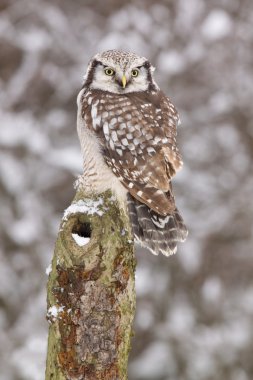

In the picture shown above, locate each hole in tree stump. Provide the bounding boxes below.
[72,220,92,238]
[72,220,92,246]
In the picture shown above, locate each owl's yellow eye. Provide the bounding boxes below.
[104,68,115,76]
[131,69,139,77]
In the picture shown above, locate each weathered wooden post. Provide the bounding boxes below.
[45,189,136,380]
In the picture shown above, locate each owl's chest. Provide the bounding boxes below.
[77,110,109,177]
[77,91,127,198]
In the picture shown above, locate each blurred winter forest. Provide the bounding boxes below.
[0,0,253,379]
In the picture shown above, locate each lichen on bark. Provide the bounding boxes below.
[45,190,136,380]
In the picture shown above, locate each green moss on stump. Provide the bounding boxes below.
[45,190,136,380]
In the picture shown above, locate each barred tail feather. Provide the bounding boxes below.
[127,194,188,256]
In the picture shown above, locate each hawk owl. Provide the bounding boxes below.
[76,50,188,256]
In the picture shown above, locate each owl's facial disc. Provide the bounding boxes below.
[90,63,151,94]
[83,50,159,93]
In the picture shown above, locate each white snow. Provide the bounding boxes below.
[201,277,223,303]
[11,336,47,380]
[45,147,82,172]
[157,50,186,75]
[178,239,202,274]
[0,111,49,152]
[0,153,27,194]
[47,305,64,320]
[201,9,233,40]
[167,301,195,336]
[18,27,51,51]
[130,342,175,379]
[45,263,52,276]
[10,216,40,245]
[63,198,105,220]
[72,233,90,246]
[135,307,154,330]
[45,108,69,130]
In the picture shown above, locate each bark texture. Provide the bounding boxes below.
[45,190,136,380]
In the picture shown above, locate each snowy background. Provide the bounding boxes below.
[1,0,253,379]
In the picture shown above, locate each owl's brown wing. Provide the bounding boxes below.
[83,89,183,216]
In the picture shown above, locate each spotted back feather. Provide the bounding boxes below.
[81,88,182,216]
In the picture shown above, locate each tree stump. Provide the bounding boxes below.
[45,190,136,380]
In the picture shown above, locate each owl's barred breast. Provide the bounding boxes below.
[76,88,127,202]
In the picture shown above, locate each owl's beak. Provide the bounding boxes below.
[121,74,127,88]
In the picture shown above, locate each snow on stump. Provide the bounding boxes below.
[45,190,136,380]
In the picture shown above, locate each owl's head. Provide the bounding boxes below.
[83,50,159,94]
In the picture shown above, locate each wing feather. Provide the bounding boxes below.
[82,88,183,215]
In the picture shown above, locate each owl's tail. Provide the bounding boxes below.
[127,193,188,256]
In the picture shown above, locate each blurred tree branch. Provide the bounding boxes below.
[45,190,136,380]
